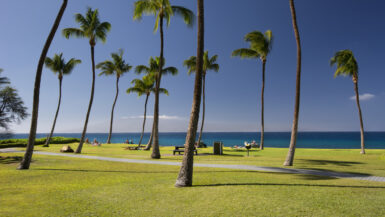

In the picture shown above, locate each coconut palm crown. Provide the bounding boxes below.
[330,49,358,81]
[184,51,219,75]
[45,53,81,79]
[232,30,273,61]
[62,8,111,46]
[97,49,132,78]
[133,0,195,32]
[135,56,178,77]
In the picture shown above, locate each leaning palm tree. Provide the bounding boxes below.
[134,0,194,159]
[18,0,68,170]
[127,75,169,148]
[175,0,204,187]
[283,0,302,166]
[184,51,219,147]
[134,55,178,156]
[62,8,111,153]
[97,49,132,144]
[232,30,272,150]
[330,50,366,154]
[43,53,81,147]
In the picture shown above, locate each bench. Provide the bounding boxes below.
[173,146,198,155]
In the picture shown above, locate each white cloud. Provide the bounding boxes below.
[122,115,184,120]
[349,93,375,101]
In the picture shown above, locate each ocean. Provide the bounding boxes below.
[6,132,385,149]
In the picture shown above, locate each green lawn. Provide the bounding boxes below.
[1,144,384,216]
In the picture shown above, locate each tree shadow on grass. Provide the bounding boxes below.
[0,156,22,164]
[300,159,363,166]
[193,182,385,189]
[297,167,372,177]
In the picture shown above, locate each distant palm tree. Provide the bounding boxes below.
[175,0,204,187]
[62,8,111,153]
[43,53,81,147]
[97,49,132,144]
[232,30,273,150]
[136,57,177,150]
[127,75,168,148]
[184,51,219,147]
[283,0,302,166]
[330,50,366,154]
[134,0,194,159]
[18,0,68,170]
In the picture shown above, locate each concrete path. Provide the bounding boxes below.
[2,148,385,183]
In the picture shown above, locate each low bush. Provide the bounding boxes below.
[0,137,80,148]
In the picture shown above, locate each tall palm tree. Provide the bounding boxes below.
[62,8,111,153]
[175,0,204,187]
[18,0,68,170]
[232,30,273,150]
[127,75,169,148]
[330,50,366,154]
[134,0,194,159]
[134,55,178,156]
[97,49,132,144]
[43,53,81,147]
[184,51,219,147]
[283,0,302,166]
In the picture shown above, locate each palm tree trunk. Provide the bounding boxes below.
[175,0,204,187]
[18,0,67,170]
[284,0,302,166]
[138,93,150,147]
[144,123,154,150]
[260,60,266,150]
[44,76,63,147]
[76,44,96,154]
[197,73,206,146]
[353,81,365,154]
[107,76,120,144]
[151,14,164,159]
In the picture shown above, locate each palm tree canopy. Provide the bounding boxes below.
[184,51,219,75]
[44,53,81,77]
[97,49,132,78]
[127,75,169,97]
[133,0,194,32]
[330,49,358,79]
[135,56,178,76]
[232,30,273,61]
[62,7,111,44]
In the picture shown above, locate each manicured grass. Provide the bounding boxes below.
[0,137,80,148]
[33,143,385,176]
[1,145,384,216]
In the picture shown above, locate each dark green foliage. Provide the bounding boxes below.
[0,137,80,148]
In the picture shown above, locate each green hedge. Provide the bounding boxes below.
[0,137,80,148]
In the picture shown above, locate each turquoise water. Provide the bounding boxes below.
[8,132,385,149]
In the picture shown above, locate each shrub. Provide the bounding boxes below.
[0,137,80,148]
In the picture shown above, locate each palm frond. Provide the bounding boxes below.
[62,28,85,39]
[158,88,169,96]
[63,58,81,75]
[330,49,358,78]
[133,0,158,20]
[171,6,195,27]
[135,65,151,74]
[232,48,259,59]
[162,66,178,75]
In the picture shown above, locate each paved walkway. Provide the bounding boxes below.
[2,148,385,183]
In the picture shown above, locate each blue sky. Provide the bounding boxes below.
[1,0,384,133]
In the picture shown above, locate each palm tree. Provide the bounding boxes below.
[184,51,219,147]
[134,55,178,156]
[330,50,366,154]
[283,0,302,166]
[18,0,68,170]
[134,0,194,159]
[43,53,81,147]
[175,0,204,187]
[127,75,169,148]
[97,49,132,144]
[232,30,273,150]
[62,8,111,153]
